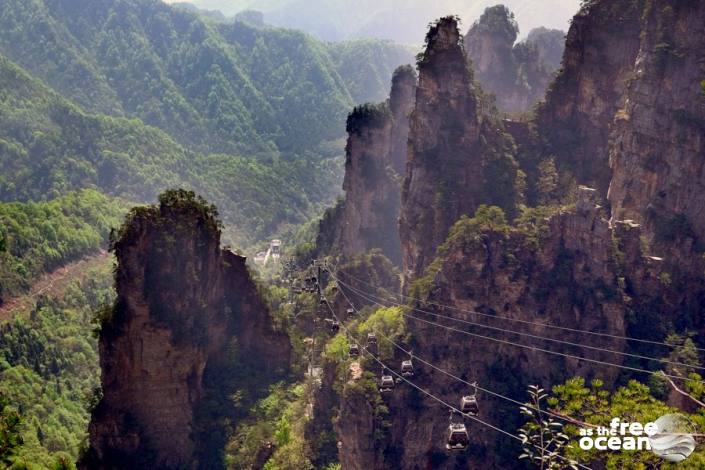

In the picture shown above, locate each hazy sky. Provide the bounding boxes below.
[166,0,582,44]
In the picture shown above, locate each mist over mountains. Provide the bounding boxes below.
[167,0,581,43]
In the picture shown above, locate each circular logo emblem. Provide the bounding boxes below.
[648,414,696,462]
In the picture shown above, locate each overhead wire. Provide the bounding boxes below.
[330,271,705,385]
[333,267,705,353]
[332,273,598,429]
[330,273,705,371]
[317,285,592,470]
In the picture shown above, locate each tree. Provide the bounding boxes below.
[537,158,559,205]
[518,385,577,469]
[0,394,22,466]
[547,377,705,469]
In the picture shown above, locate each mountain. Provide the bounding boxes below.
[0,51,339,246]
[0,0,412,158]
[0,189,123,307]
[315,65,415,265]
[305,1,705,468]
[80,190,290,468]
[399,17,522,278]
[464,5,564,112]
[173,0,582,44]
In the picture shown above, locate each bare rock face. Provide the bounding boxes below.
[399,16,522,281]
[337,104,400,263]
[608,0,705,245]
[324,65,416,265]
[80,190,290,469]
[465,5,558,113]
[388,65,417,175]
[536,0,645,194]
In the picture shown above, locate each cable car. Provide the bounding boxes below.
[379,374,395,393]
[349,344,360,358]
[320,296,327,306]
[401,359,414,377]
[330,319,340,333]
[460,395,479,416]
[446,422,469,450]
[367,332,377,346]
[346,308,355,316]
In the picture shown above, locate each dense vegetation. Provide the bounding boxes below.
[531,335,705,468]
[0,261,114,468]
[0,50,343,247]
[0,190,124,305]
[0,0,415,247]
[326,40,415,104]
[0,0,412,157]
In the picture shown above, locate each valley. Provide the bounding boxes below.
[1,0,705,469]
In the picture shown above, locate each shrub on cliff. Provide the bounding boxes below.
[345,103,391,135]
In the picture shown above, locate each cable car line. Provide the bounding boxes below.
[332,277,596,428]
[330,274,705,372]
[333,267,705,353]
[406,311,704,384]
[317,289,591,470]
[333,276,704,385]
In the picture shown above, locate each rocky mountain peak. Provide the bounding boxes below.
[80,190,290,469]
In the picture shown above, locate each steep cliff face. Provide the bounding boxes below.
[465,5,559,113]
[608,0,705,246]
[337,104,400,263]
[80,190,290,469]
[321,65,416,265]
[333,2,705,468]
[388,65,417,175]
[339,189,653,469]
[526,27,565,71]
[400,16,522,280]
[536,0,646,195]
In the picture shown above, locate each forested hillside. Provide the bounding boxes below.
[0,260,114,468]
[0,190,124,306]
[0,0,413,248]
[0,50,340,247]
[0,0,412,156]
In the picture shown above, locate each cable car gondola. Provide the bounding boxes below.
[460,396,479,416]
[401,359,414,377]
[379,373,395,393]
[367,332,377,346]
[460,382,479,416]
[446,422,469,450]
[349,343,360,358]
[330,319,340,334]
[346,308,355,316]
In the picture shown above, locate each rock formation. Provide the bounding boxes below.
[80,190,290,469]
[337,103,399,263]
[320,2,705,468]
[526,27,565,71]
[464,5,562,113]
[337,187,650,468]
[399,16,522,281]
[608,0,705,245]
[388,65,416,175]
[536,0,645,194]
[319,65,416,265]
